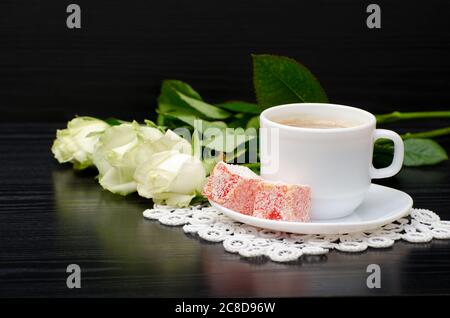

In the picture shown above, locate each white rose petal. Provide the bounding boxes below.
[92,122,164,195]
[51,117,109,170]
[134,129,192,166]
[134,150,206,207]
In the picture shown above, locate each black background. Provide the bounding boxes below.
[1,0,449,122]
[1,0,450,298]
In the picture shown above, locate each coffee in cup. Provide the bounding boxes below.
[259,103,404,220]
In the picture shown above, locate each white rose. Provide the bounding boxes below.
[93,122,192,196]
[135,129,192,165]
[134,150,206,207]
[51,117,109,170]
[92,121,163,195]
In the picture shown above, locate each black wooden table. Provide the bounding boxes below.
[1,122,450,297]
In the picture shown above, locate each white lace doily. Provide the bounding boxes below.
[143,205,450,263]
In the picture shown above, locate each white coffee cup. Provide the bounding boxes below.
[259,103,404,220]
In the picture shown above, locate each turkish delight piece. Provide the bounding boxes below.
[253,182,311,222]
[202,161,261,215]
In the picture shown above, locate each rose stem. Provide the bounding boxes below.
[376,111,450,124]
[401,126,450,140]
[376,126,450,145]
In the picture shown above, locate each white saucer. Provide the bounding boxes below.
[209,184,413,235]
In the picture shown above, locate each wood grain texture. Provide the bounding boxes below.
[0,123,450,297]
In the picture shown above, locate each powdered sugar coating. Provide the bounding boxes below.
[202,161,261,215]
[253,182,311,222]
[203,162,311,222]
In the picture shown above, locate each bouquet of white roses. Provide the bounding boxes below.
[52,117,214,207]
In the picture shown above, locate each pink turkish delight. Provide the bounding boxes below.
[202,161,261,215]
[253,182,311,222]
[203,162,311,222]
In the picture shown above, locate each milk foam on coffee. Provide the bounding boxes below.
[275,117,353,129]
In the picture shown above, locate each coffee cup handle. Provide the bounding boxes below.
[370,129,404,179]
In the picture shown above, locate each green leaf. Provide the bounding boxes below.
[190,193,209,205]
[225,146,248,163]
[159,79,203,101]
[373,138,448,167]
[104,118,124,126]
[252,54,328,109]
[144,119,165,132]
[144,119,158,128]
[227,114,251,128]
[202,154,223,176]
[203,128,257,153]
[372,143,395,168]
[156,114,166,126]
[216,101,261,114]
[242,162,260,174]
[176,91,231,119]
[157,80,205,118]
[161,111,227,133]
[403,138,448,166]
[246,116,260,130]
